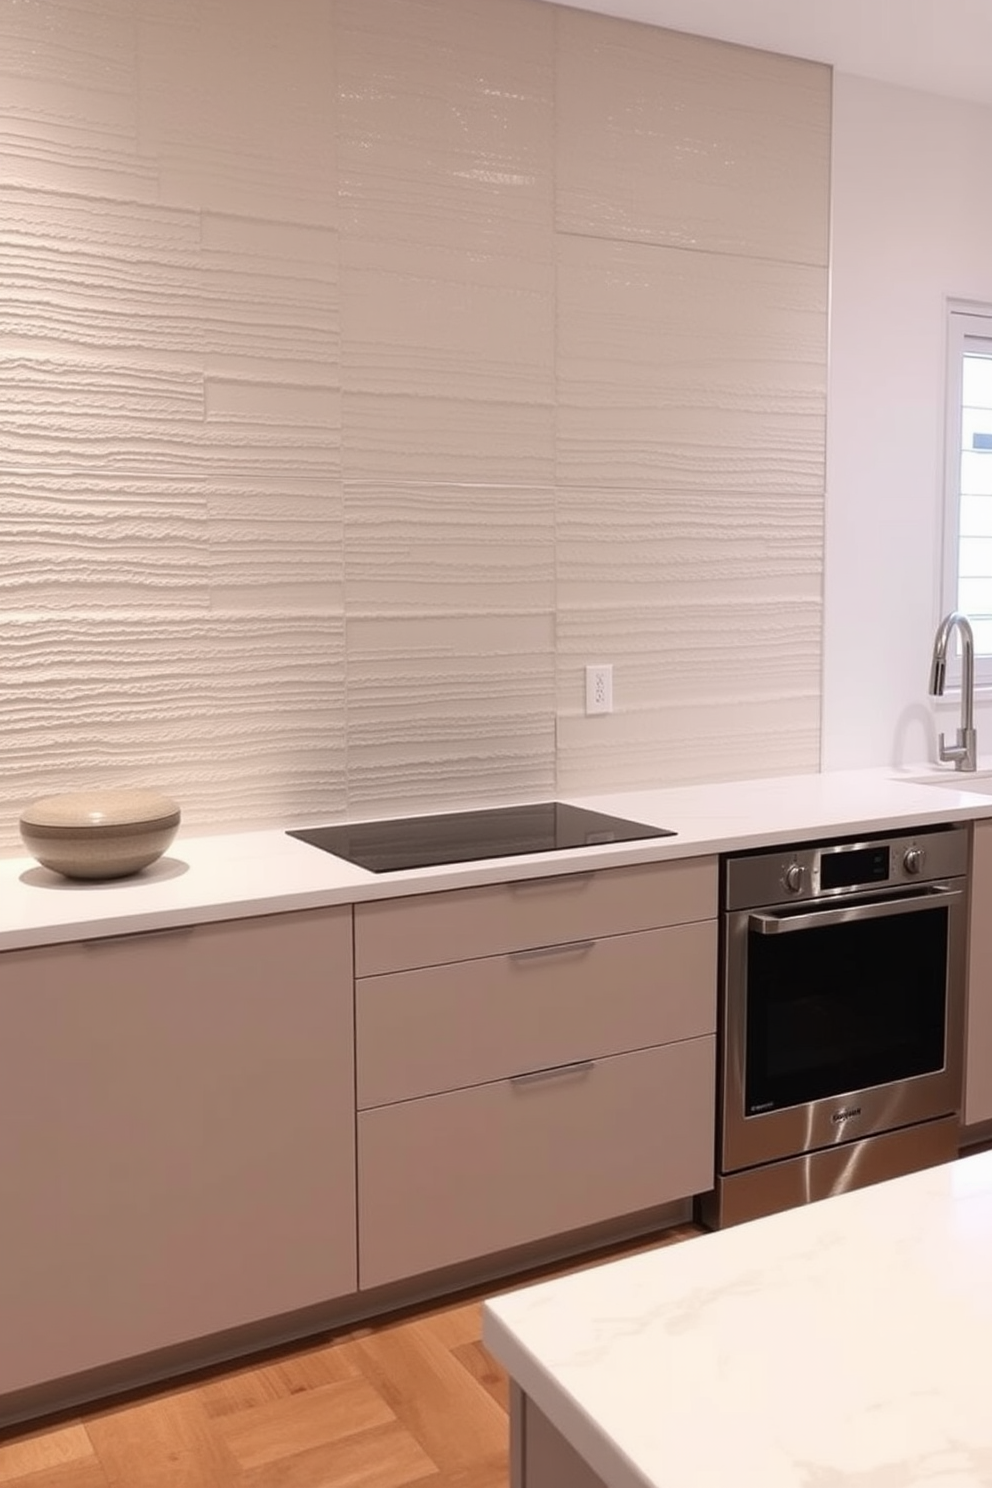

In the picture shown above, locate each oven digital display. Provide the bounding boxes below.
[820,845,890,891]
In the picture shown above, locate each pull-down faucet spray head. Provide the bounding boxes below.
[929,611,976,771]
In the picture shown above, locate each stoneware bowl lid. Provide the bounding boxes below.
[20,788,181,831]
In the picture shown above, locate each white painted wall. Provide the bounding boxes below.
[823,72,992,769]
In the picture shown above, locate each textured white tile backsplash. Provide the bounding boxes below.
[0,0,828,852]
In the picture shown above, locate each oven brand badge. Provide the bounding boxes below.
[832,1106,862,1124]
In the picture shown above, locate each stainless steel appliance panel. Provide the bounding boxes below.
[706,824,969,1229]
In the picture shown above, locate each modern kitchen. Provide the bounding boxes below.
[3,1,992,1485]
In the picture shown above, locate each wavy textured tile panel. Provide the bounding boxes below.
[0,356,204,473]
[337,0,553,255]
[557,486,822,604]
[555,595,821,791]
[556,8,831,265]
[341,236,553,405]
[0,186,201,354]
[208,478,343,610]
[0,0,155,200]
[345,484,553,613]
[201,214,338,382]
[204,378,340,481]
[556,696,821,796]
[345,613,555,813]
[343,394,553,485]
[138,0,335,222]
[556,236,827,492]
[0,472,208,608]
[1,611,347,853]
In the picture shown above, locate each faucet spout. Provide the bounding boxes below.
[929,611,977,771]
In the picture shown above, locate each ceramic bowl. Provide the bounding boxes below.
[19,789,181,880]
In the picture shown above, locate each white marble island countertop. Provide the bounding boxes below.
[483,1151,992,1488]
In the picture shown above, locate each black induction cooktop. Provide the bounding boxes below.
[288,802,675,874]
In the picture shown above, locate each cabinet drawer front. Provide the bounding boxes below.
[358,1035,715,1290]
[354,857,717,975]
[357,920,717,1108]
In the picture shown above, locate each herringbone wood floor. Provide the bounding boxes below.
[0,1224,700,1488]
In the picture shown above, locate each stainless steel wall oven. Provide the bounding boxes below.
[701,823,969,1228]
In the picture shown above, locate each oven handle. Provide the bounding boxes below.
[748,884,963,935]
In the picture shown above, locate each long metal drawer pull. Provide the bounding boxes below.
[509,939,595,963]
[81,925,197,948]
[749,885,963,936]
[508,874,594,892]
[510,1059,596,1087]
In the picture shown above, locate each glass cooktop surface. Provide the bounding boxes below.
[287,802,675,874]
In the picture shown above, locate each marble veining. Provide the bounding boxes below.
[484,1153,992,1488]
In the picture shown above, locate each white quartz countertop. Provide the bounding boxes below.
[2,763,992,951]
[483,1151,992,1488]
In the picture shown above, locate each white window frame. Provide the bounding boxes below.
[942,301,992,689]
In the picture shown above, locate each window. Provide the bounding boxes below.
[944,305,992,685]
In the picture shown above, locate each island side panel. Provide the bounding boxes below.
[512,1386,609,1488]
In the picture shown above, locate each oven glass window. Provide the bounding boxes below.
[744,904,948,1114]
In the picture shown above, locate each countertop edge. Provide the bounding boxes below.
[2,765,992,952]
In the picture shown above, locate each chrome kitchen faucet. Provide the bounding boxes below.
[929,610,977,771]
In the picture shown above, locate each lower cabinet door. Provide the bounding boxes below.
[357,1036,715,1290]
[0,910,356,1399]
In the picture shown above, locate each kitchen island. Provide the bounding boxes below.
[483,1151,992,1488]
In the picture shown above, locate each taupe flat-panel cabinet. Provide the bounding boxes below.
[355,860,719,1289]
[0,909,355,1397]
[966,821,992,1126]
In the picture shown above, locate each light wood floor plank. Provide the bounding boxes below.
[0,1463,109,1488]
[339,1316,507,1475]
[450,1340,509,1414]
[232,1420,438,1488]
[85,1396,230,1488]
[213,1378,395,1471]
[198,1339,361,1420]
[0,1424,98,1484]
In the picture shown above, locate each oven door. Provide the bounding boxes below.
[721,879,967,1173]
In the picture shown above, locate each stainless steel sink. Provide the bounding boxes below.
[910,770,992,795]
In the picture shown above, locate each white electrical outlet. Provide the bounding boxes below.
[585,664,613,715]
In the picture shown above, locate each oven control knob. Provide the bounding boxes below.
[783,862,805,894]
[903,847,925,876]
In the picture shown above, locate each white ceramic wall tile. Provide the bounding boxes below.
[203,378,340,480]
[0,357,204,474]
[555,595,821,792]
[555,7,831,265]
[0,0,155,201]
[340,232,553,482]
[341,236,553,405]
[1,611,347,854]
[556,695,821,796]
[557,486,822,606]
[0,0,833,849]
[0,472,209,609]
[556,235,827,493]
[0,185,201,358]
[345,484,554,613]
[200,213,340,478]
[201,214,338,384]
[207,478,343,611]
[345,613,556,814]
[342,393,554,485]
[337,0,554,256]
[137,0,336,223]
